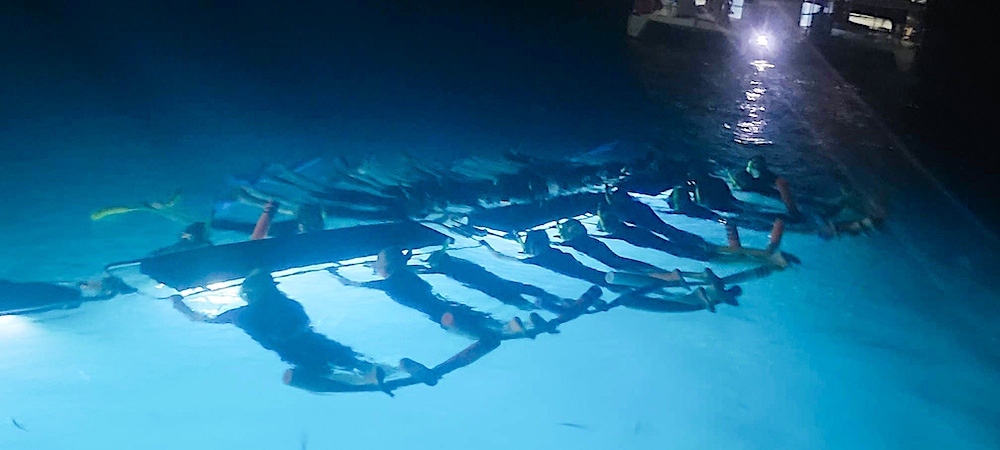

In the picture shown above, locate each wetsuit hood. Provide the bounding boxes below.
[557,219,587,242]
[523,230,551,256]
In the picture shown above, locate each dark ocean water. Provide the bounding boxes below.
[2,1,643,164]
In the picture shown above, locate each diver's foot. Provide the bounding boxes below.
[767,251,789,269]
[399,358,439,386]
[503,317,526,336]
[673,269,691,289]
[365,365,394,397]
[590,299,611,312]
[703,285,741,307]
[693,288,716,313]
[583,285,603,301]
[365,365,386,386]
[527,312,551,335]
[701,268,722,289]
[556,286,604,320]
[723,286,742,306]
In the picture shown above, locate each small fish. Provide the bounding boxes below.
[12,418,27,431]
[558,422,588,430]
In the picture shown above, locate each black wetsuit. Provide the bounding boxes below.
[693,176,738,211]
[0,280,86,315]
[732,169,777,194]
[523,247,611,287]
[669,186,722,221]
[361,271,503,341]
[425,254,553,311]
[607,193,711,252]
[209,292,369,374]
[558,236,659,272]
[603,223,712,261]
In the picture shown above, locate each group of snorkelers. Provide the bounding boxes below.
[151,150,879,393]
[3,149,885,394]
[140,149,883,254]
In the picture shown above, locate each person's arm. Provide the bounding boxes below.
[251,201,279,240]
[477,240,522,262]
[328,268,367,288]
[169,295,236,323]
[415,264,441,275]
[170,295,210,322]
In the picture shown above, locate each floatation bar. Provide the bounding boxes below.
[139,221,450,291]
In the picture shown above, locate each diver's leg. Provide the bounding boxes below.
[432,338,501,376]
[517,283,569,312]
[439,310,504,342]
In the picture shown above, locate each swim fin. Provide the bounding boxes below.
[399,358,439,386]
[701,269,740,307]
[365,365,393,397]
[553,286,603,324]
[692,288,716,313]
[527,312,556,336]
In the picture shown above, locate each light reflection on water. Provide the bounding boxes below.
[737,119,766,134]
[733,59,775,145]
[750,59,775,71]
[0,314,36,339]
[740,103,765,118]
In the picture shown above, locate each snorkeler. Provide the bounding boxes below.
[480,230,618,290]
[668,176,796,231]
[667,185,725,221]
[1,274,136,316]
[422,247,562,312]
[329,247,529,342]
[170,269,396,389]
[597,206,790,267]
[597,209,714,261]
[686,166,739,212]
[728,156,804,221]
[814,183,887,235]
[730,155,778,194]
[602,187,715,253]
[555,218,662,272]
